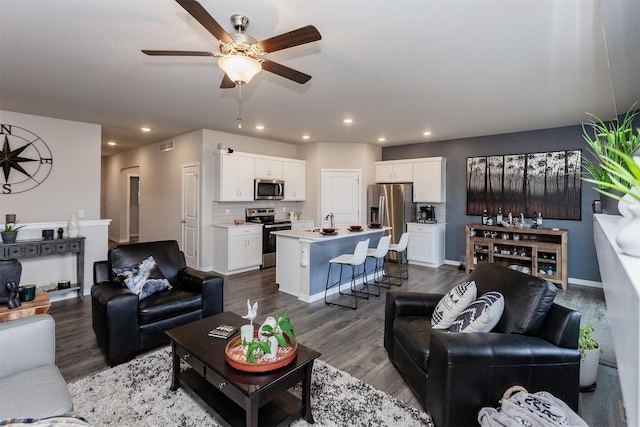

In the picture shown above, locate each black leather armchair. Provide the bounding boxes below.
[384,262,581,427]
[92,240,224,365]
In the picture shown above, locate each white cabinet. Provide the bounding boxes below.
[375,161,413,183]
[291,220,314,230]
[212,225,263,275]
[407,223,445,267]
[282,160,306,201]
[213,154,255,201]
[412,157,446,203]
[214,151,306,201]
[255,158,283,179]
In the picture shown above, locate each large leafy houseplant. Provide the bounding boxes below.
[582,146,640,202]
[582,102,640,197]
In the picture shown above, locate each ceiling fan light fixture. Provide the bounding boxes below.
[218,55,261,84]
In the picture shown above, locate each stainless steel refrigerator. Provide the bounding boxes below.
[367,184,415,259]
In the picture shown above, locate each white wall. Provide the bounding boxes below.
[102,130,203,244]
[0,110,101,221]
[299,142,381,225]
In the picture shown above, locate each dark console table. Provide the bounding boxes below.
[0,236,86,300]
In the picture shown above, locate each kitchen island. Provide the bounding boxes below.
[273,227,389,302]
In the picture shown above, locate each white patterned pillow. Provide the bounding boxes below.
[448,291,505,333]
[113,255,172,300]
[431,280,477,329]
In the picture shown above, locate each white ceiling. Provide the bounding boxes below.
[1,0,638,156]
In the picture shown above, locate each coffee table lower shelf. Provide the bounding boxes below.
[178,368,306,427]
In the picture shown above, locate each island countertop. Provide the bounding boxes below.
[273,226,390,302]
[272,226,390,241]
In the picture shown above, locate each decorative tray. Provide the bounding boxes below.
[225,335,298,372]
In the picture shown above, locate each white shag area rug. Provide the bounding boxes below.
[69,347,432,426]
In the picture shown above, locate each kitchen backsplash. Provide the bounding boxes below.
[211,201,302,225]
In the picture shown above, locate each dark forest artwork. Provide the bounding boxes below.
[466,150,582,220]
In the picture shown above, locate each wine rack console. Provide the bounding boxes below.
[465,224,568,290]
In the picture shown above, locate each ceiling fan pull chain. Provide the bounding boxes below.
[237,82,243,129]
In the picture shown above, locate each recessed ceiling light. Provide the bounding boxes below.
[255,125,265,130]
[140,127,151,132]
[378,137,386,142]
[107,141,116,146]
[423,131,432,136]
[302,135,310,140]
[343,118,353,124]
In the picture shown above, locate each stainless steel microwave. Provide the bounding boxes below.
[254,179,285,200]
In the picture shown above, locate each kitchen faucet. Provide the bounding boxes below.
[325,212,335,229]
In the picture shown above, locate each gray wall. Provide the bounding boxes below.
[383,125,602,282]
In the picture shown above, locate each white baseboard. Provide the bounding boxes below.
[568,278,602,288]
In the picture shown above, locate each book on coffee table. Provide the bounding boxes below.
[208,325,238,339]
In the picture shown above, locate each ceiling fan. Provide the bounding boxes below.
[142,0,322,89]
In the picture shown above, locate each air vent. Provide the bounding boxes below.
[159,140,174,152]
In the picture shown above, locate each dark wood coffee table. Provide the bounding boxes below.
[166,311,320,427]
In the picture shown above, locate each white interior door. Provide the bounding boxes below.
[321,169,361,226]
[182,163,199,268]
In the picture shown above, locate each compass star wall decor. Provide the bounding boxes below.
[0,124,53,194]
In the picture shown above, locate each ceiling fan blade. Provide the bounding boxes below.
[257,25,321,53]
[262,60,312,84]
[142,50,213,56]
[220,74,236,89]
[175,0,233,43]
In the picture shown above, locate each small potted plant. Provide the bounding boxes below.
[578,323,603,390]
[2,220,25,244]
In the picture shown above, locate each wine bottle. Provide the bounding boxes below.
[482,209,488,225]
[496,206,503,224]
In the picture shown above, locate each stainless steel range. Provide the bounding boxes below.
[245,208,292,268]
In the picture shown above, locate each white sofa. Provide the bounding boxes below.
[0,314,74,419]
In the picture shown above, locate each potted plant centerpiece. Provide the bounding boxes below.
[582,101,640,214]
[2,220,25,244]
[243,310,297,363]
[578,323,603,391]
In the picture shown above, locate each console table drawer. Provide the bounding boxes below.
[54,242,69,252]
[22,244,40,257]
[40,243,56,255]
[7,246,23,257]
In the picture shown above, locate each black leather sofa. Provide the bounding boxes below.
[92,240,224,365]
[384,262,581,427]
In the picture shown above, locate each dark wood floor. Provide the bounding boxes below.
[50,263,626,426]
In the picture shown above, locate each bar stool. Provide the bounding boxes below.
[365,235,391,296]
[385,232,409,286]
[324,238,370,309]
